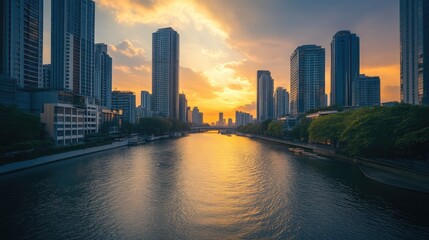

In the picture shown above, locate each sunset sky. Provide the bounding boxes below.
[43,0,400,123]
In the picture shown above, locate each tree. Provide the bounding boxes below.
[0,105,42,146]
[267,121,284,138]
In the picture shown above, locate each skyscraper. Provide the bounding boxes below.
[257,70,274,121]
[51,0,95,97]
[290,45,325,115]
[331,30,360,107]
[274,87,289,118]
[0,0,43,89]
[179,93,187,123]
[400,0,429,105]
[95,43,112,108]
[152,27,180,118]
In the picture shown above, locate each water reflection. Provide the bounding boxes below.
[0,133,428,239]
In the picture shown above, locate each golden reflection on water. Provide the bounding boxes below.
[177,134,294,236]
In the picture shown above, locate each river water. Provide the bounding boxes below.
[1,133,428,239]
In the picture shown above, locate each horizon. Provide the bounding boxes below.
[43,0,400,123]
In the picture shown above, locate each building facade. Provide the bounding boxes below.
[179,93,187,123]
[257,70,274,121]
[152,27,180,118]
[235,111,253,127]
[112,91,136,124]
[290,45,325,115]
[400,0,429,105]
[192,107,203,126]
[274,87,290,119]
[43,64,51,89]
[0,0,43,89]
[51,0,95,97]
[95,43,112,108]
[331,31,360,107]
[352,75,381,107]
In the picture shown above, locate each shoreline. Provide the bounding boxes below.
[0,141,128,175]
[237,133,429,193]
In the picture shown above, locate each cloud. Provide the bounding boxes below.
[180,67,220,100]
[109,40,152,103]
[236,101,256,113]
[97,0,227,38]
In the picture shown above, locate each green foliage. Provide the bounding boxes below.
[308,104,429,159]
[309,112,350,147]
[267,121,284,138]
[290,117,312,141]
[237,123,261,135]
[135,117,190,136]
[0,105,42,146]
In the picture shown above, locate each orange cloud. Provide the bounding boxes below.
[361,64,400,102]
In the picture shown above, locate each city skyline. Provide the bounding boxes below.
[41,0,400,122]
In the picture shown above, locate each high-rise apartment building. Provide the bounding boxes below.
[112,91,136,124]
[257,70,274,121]
[353,75,381,107]
[51,0,95,97]
[274,87,290,119]
[141,91,151,110]
[0,0,43,89]
[192,107,203,126]
[152,27,180,118]
[290,45,325,115]
[235,111,253,127]
[331,30,360,107]
[400,0,429,104]
[179,93,187,122]
[95,43,112,108]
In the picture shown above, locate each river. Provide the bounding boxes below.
[1,133,428,239]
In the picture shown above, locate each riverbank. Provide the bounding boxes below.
[237,133,429,193]
[0,141,128,175]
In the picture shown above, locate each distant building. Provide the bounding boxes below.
[228,118,233,127]
[235,111,253,127]
[112,91,136,124]
[274,87,289,118]
[257,70,274,121]
[217,112,225,126]
[400,0,429,105]
[330,30,360,107]
[141,91,151,110]
[192,107,203,126]
[353,75,380,107]
[42,64,51,89]
[51,0,95,97]
[179,94,188,122]
[186,106,192,123]
[95,43,112,108]
[290,45,326,115]
[152,27,180,117]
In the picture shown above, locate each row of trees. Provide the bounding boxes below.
[237,104,429,160]
[120,117,191,136]
[0,105,51,154]
[309,105,429,159]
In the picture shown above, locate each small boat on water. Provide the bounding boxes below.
[289,148,304,154]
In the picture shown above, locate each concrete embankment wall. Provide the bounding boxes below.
[0,141,128,175]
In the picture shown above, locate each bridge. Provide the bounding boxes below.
[190,126,236,132]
